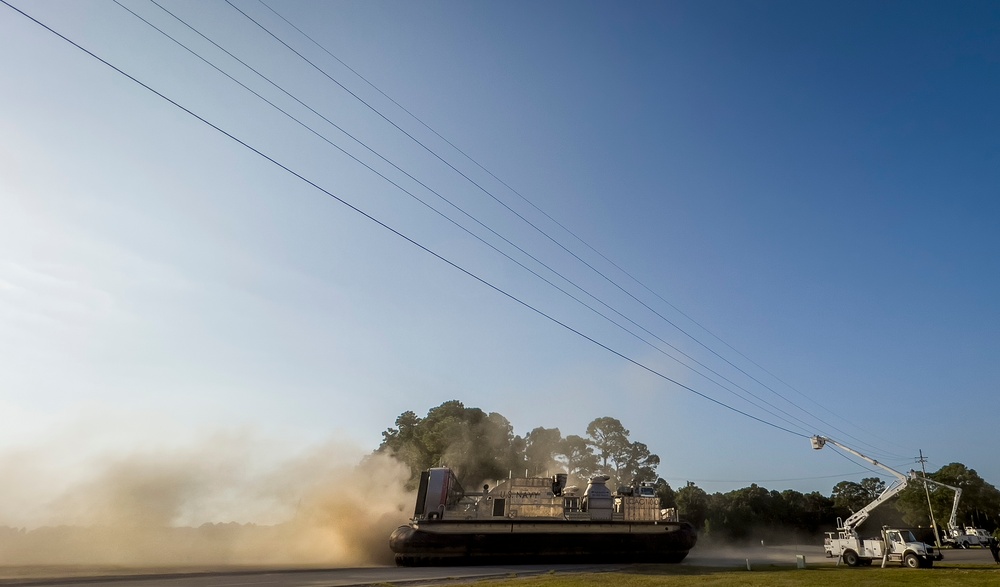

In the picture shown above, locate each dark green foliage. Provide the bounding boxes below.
[676,482,709,529]
[585,416,630,472]
[931,463,1000,529]
[831,478,885,513]
[377,402,660,491]
[555,434,599,482]
[896,463,1000,531]
[378,400,522,488]
[378,403,999,541]
[656,478,677,509]
[584,416,660,487]
[524,427,563,477]
[695,484,839,541]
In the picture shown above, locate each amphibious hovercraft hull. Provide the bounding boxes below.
[391,519,697,566]
[389,467,697,566]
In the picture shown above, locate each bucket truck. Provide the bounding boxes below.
[912,472,993,547]
[811,436,943,568]
[913,473,969,547]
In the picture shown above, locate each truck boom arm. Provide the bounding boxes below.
[913,473,961,532]
[810,436,910,532]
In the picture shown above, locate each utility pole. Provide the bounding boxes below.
[918,450,942,548]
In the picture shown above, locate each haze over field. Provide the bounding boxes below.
[2,0,998,566]
[0,423,411,565]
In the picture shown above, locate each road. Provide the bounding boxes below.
[684,542,999,568]
[2,546,996,587]
[0,564,610,587]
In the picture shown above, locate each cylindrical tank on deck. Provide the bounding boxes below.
[583,475,613,520]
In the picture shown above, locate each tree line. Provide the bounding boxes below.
[377,400,658,491]
[377,401,1000,542]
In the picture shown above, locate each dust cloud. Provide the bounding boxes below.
[0,430,414,568]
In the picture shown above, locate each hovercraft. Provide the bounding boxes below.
[390,467,696,566]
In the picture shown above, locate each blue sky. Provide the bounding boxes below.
[2,0,998,524]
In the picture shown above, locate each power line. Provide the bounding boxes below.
[127,0,816,436]
[1,0,811,441]
[240,0,908,458]
[825,442,893,478]
[5,2,916,468]
[155,0,842,437]
[667,470,887,486]
[226,0,793,398]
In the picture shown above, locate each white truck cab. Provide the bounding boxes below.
[811,437,943,569]
[826,526,942,568]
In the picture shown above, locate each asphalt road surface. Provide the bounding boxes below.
[0,564,611,587]
[682,543,999,567]
[2,546,996,587]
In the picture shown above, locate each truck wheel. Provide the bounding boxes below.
[903,553,920,568]
[842,550,859,566]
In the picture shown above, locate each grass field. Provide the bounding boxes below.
[476,564,1000,587]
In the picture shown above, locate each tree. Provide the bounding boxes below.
[676,482,708,529]
[831,477,884,513]
[859,477,887,502]
[584,417,660,488]
[897,463,1000,531]
[706,484,779,540]
[555,434,599,483]
[379,406,662,496]
[586,417,629,474]
[377,400,524,488]
[655,478,676,509]
[524,427,562,476]
[798,490,838,533]
[380,410,423,469]
[932,463,1000,528]
[896,477,954,528]
[617,441,661,485]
